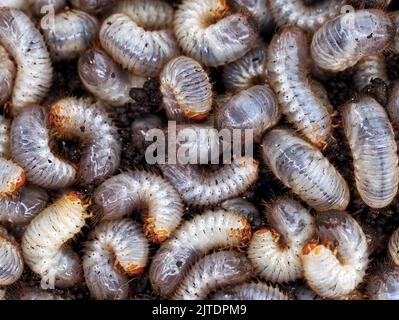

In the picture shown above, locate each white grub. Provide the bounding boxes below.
[0,45,15,106]
[233,0,273,31]
[83,219,149,300]
[302,210,369,299]
[174,0,257,67]
[248,197,315,283]
[100,0,179,77]
[261,128,350,211]
[354,55,388,91]
[0,226,23,285]
[341,96,399,209]
[21,192,89,289]
[211,282,289,300]
[93,171,183,243]
[149,210,252,297]
[0,8,53,114]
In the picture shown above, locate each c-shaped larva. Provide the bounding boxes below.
[341,96,399,209]
[172,251,253,300]
[215,85,280,142]
[0,7,53,114]
[0,45,15,106]
[21,192,90,290]
[160,156,259,207]
[41,9,99,61]
[387,82,399,122]
[269,0,344,33]
[388,228,399,266]
[149,210,252,297]
[83,219,149,300]
[0,226,23,285]
[354,55,388,92]
[93,171,184,243]
[222,45,268,94]
[0,115,10,158]
[261,128,350,211]
[79,48,147,107]
[367,262,399,300]
[49,97,121,185]
[99,0,179,78]
[311,9,394,72]
[211,282,289,300]
[70,0,115,14]
[11,106,77,189]
[302,210,369,299]
[174,0,257,67]
[160,56,213,121]
[267,26,333,147]
[248,197,315,283]
[28,0,66,17]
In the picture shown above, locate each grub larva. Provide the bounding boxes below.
[267,26,333,147]
[41,9,99,61]
[367,262,399,300]
[302,210,369,299]
[233,0,272,31]
[354,55,388,91]
[311,9,394,72]
[83,219,149,300]
[28,0,66,17]
[0,158,25,196]
[387,82,399,122]
[21,192,89,289]
[220,197,262,229]
[172,251,252,300]
[341,96,399,209]
[11,106,77,189]
[388,228,399,266]
[248,197,315,283]
[211,282,289,300]
[49,97,121,185]
[70,0,115,14]
[0,226,23,285]
[174,0,257,67]
[160,156,259,207]
[215,85,280,142]
[99,0,179,78]
[0,45,15,106]
[261,128,350,211]
[93,171,184,243]
[160,56,213,121]
[149,210,252,297]
[0,7,53,114]
[79,48,147,107]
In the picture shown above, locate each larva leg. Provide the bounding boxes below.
[211,282,289,300]
[0,226,23,285]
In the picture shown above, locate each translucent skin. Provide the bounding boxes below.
[0,45,15,106]
[387,82,399,122]
[215,85,280,142]
[149,210,251,297]
[0,115,10,158]
[0,8,53,114]
[220,198,262,229]
[83,219,149,300]
[79,48,147,107]
[367,263,399,300]
[311,9,394,72]
[261,129,350,211]
[388,228,399,266]
[174,0,257,67]
[0,158,24,195]
[49,97,121,185]
[28,0,66,16]
[160,56,213,121]
[11,106,77,189]
[341,97,399,209]
[131,114,162,151]
[211,282,289,300]
[233,0,272,31]
[0,226,23,285]
[42,9,98,61]
[93,171,183,243]
[19,287,66,300]
[172,251,253,300]
[70,0,114,13]
[302,211,369,299]
[354,55,388,91]
[267,26,333,147]
[100,0,179,77]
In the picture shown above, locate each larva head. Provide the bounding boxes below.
[221,198,263,229]
[367,262,399,300]
[62,191,91,216]
[388,228,399,266]
[143,215,170,244]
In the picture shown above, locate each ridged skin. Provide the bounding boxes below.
[341,97,399,208]
[11,106,77,189]
[0,45,15,106]
[28,0,66,16]
[70,0,114,13]
[302,211,369,299]
[160,56,213,121]
[261,129,350,211]
[269,0,344,32]
[354,55,388,91]
[93,171,183,243]
[172,251,252,300]
[248,197,315,283]
[389,229,399,266]
[21,192,89,289]
[367,263,399,300]
[83,219,149,300]
[0,8,53,114]
[174,0,257,67]
[42,9,98,61]
[311,9,394,72]
[100,0,179,77]
[0,115,10,158]
[0,226,23,285]
[78,48,147,107]
[49,97,121,185]
[211,282,289,300]
[0,158,24,195]
[149,210,251,297]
